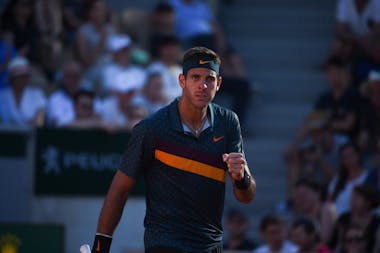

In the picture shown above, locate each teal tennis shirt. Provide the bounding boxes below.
[119,99,244,252]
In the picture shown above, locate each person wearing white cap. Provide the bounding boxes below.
[0,56,46,127]
[100,33,147,95]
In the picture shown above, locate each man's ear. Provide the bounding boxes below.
[179,73,185,89]
[216,76,222,91]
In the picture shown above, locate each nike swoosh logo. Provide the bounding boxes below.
[199,60,212,65]
[213,136,224,142]
[96,240,101,251]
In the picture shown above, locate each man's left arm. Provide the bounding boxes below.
[223,153,256,204]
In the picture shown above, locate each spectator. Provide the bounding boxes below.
[283,111,348,200]
[147,35,182,102]
[62,0,85,47]
[338,223,368,253]
[63,89,102,129]
[148,2,176,58]
[315,57,360,137]
[167,0,226,53]
[0,0,39,63]
[46,60,84,127]
[290,217,332,253]
[291,179,337,243]
[254,214,298,253]
[132,72,168,116]
[327,142,369,216]
[34,0,63,81]
[329,0,380,66]
[0,56,46,127]
[75,0,116,89]
[101,34,146,96]
[328,183,380,253]
[357,70,380,159]
[223,208,257,251]
[217,45,253,132]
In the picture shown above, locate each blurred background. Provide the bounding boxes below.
[1,0,380,253]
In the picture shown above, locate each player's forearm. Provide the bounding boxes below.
[233,179,256,204]
[96,171,134,234]
[233,168,256,204]
[96,192,127,235]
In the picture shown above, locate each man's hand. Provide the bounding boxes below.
[223,152,246,181]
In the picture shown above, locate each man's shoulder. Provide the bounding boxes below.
[211,103,239,122]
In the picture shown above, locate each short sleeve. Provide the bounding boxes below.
[373,0,380,22]
[119,120,155,179]
[226,111,243,154]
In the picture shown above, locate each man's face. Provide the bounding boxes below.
[75,95,94,119]
[179,67,221,109]
[262,224,285,249]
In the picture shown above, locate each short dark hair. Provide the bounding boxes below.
[73,89,95,104]
[259,214,284,232]
[153,2,174,13]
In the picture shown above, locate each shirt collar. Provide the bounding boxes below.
[169,98,215,132]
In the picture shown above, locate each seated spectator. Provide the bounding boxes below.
[329,0,380,66]
[147,35,182,102]
[223,208,257,251]
[97,77,147,131]
[101,34,146,96]
[34,0,63,81]
[328,142,369,216]
[148,2,176,58]
[254,214,298,253]
[357,70,380,160]
[290,217,332,253]
[0,0,39,63]
[329,184,380,253]
[167,0,226,53]
[338,223,368,253]
[132,72,168,116]
[47,60,84,127]
[75,0,116,89]
[0,56,46,127]
[62,0,85,47]
[290,179,337,243]
[216,44,253,132]
[316,57,360,137]
[283,111,348,200]
[63,89,102,129]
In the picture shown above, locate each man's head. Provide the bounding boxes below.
[259,214,287,251]
[74,89,95,119]
[107,34,132,65]
[290,217,319,252]
[62,60,83,96]
[225,208,250,239]
[8,56,31,88]
[323,57,351,91]
[293,179,322,215]
[179,47,222,108]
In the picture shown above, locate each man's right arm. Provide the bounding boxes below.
[92,170,136,252]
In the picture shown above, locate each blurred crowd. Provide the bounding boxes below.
[225,0,380,253]
[0,0,254,132]
[1,0,380,252]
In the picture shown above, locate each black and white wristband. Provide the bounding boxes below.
[235,170,251,190]
[92,233,112,253]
